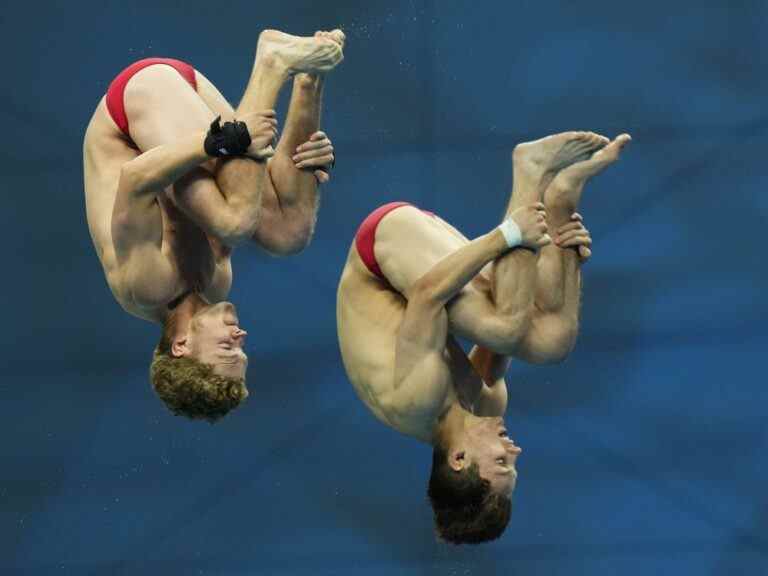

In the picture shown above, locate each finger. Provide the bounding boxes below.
[571,213,583,221]
[294,146,334,163]
[258,109,276,118]
[578,246,592,260]
[538,234,552,247]
[314,169,330,183]
[559,233,592,247]
[310,131,327,141]
[259,125,279,137]
[297,153,335,169]
[296,139,332,154]
[294,146,333,162]
[296,145,333,161]
[557,228,591,244]
[556,221,585,234]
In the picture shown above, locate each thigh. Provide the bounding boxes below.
[374,207,468,295]
[123,64,217,150]
[374,207,501,345]
[124,64,240,151]
[194,70,237,120]
[122,64,236,237]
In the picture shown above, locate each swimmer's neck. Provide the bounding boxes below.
[165,292,208,338]
[430,401,471,446]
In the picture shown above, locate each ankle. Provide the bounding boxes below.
[294,73,323,91]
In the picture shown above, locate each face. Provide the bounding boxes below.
[463,416,522,496]
[186,302,249,380]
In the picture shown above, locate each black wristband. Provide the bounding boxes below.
[204,116,252,157]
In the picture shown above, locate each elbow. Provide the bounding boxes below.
[407,276,442,307]
[118,161,146,195]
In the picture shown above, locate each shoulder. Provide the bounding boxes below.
[385,354,451,416]
[111,260,178,311]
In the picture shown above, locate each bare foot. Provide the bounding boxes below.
[315,29,346,49]
[545,133,632,210]
[256,29,343,75]
[513,131,609,195]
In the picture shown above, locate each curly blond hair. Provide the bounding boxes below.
[149,315,248,422]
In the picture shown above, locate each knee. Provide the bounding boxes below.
[267,225,314,255]
[525,316,579,365]
[250,213,316,255]
[223,216,261,247]
[487,308,534,356]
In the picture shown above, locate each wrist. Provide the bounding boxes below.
[488,229,512,255]
[496,218,522,248]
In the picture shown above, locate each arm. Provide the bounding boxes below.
[386,231,512,416]
[468,345,510,416]
[110,131,209,305]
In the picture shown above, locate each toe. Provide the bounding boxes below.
[588,132,607,148]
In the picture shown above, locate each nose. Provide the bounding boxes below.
[504,439,522,455]
[233,327,248,338]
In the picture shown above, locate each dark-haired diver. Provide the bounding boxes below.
[336,131,631,543]
[84,29,345,421]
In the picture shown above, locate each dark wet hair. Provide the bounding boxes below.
[427,444,511,544]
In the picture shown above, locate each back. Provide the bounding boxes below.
[336,244,407,431]
[82,96,142,305]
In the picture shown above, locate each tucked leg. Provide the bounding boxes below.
[123,30,342,247]
[514,134,632,363]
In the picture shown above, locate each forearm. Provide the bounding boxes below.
[415,230,509,305]
[124,130,209,196]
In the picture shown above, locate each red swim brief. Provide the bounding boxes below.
[354,202,436,281]
[105,57,197,141]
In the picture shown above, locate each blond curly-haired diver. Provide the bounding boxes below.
[83,29,345,422]
[337,131,631,543]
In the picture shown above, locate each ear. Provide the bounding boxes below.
[171,336,190,358]
[448,449,467,472]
